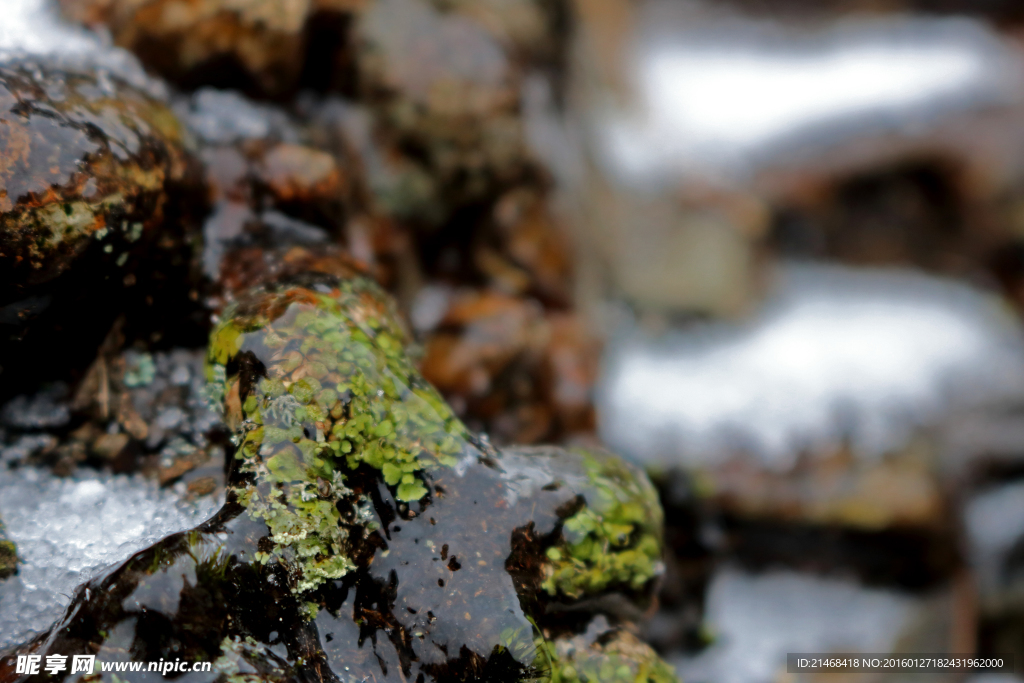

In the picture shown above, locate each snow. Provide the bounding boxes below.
[0,467,222,649]
[598,14,1022,184]
[671,567,918,683]
[598,264,1024,468]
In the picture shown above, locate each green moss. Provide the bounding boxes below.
[0,517,16,579]
[542,449,664,600]
[207,277,469,595]
[535,628,679,683]
[0,539,17,580]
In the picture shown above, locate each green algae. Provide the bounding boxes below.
[206,276,470,594]
[541,449,664,601]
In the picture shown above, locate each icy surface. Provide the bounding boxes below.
[0,0,160,93]
[672,568,917,683]
[598,264,1024,467]
[0,467,222,649]
[598,13,1022,184]
[965,481,1024,595]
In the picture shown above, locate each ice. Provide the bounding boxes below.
[671,567,917,683]
[598,12,1023,185]
[598,264,1024,468]
[0,0,162,95]
[0,467,222,649]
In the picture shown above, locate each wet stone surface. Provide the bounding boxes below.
[58,0,331,98]
[0,60,202,395]
[0,275,672,683]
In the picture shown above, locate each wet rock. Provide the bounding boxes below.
[1,275,672,683]
[0,60,201,393]
[0,518,16,580]
[296,0,570,231]
[176,89,374,307]
[58,0,345,97]
[182,90,342,266]
[418,289,598,444]
[349,0,532,224]
[0,62,191,303]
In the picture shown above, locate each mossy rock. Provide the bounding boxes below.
[5,275,676,683]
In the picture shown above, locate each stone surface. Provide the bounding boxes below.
[59,0,344,97]
[0,61,202,394]
[0,274,672,683]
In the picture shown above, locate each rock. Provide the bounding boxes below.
[349,0,530,224]
[0,518,16,580]
[176,88,355,289]
[58,0,345,97]
[418,288,598,444]
[0,62,191,303]
[1,274,673,683]
[295,0,570,230]
[0,60,200,393]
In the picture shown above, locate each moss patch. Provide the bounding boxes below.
[207,276,469,594]
[542,449,664,600]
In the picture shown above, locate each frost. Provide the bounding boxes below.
[598,264,1024,468]
[0,467,222,649]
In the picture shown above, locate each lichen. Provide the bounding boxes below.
[206,276,470,594]
[541,449,664,600]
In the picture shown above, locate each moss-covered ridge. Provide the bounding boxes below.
[206,275,469,593]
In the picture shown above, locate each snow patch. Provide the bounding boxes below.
[0,467,222,649]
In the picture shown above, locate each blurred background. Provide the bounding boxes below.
[5,0,1024,681]
[567,2,1024,682]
